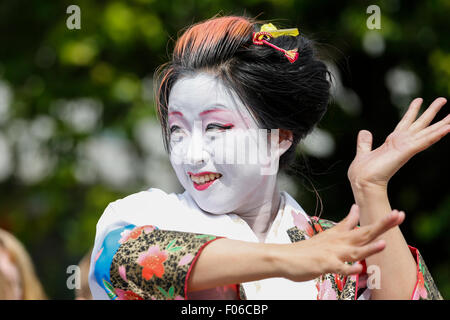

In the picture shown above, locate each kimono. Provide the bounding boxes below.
[88,188,443,300]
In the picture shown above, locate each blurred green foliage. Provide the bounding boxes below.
[0,0,448,299]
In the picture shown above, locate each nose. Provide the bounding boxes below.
[185,120,209,166]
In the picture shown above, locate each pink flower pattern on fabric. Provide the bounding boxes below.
[316,278,338,300]
[115,288,144,300]
[178,253,194,266]
[137,245,168,281]
[412,271,428,299]
[291,210,314,238]
[119,225,156,244]
[94,247,103,263]
[118,265,128,283]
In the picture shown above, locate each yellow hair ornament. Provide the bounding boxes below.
[260,23,299,38]
[252,23,300,63]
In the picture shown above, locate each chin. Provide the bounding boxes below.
[192,196,237,215]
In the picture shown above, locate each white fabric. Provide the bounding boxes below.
[88,188,362,300]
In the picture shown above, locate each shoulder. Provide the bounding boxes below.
[110,188,178,212]
[283,191,338,234]
[96,188,185,232]
[287,214,338,242]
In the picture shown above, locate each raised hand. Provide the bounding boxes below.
[348,97,449,190]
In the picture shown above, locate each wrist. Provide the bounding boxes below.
[263,243,287,279]
[351,185,389,212]
[350,179,388,203]
[350,182,392,226]
[269,241,320,282]
[350,178,388,193]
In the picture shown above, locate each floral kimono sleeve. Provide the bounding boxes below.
[287,212,443,300]
[408,246,443,300]
[92,224,223,300]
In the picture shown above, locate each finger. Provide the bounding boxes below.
[395,98,423,131]
[352,239,386,262]
[371,210,405,239]
[356,130,373,156]
[337,204,360,231]
[340,261,363,276]
[415,113,450,140]
[414,124,450,153]
[410,97,448,132]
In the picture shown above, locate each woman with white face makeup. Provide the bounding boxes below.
[167,73,289,240]
[89,16,447,300]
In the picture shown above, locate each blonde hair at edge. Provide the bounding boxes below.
[0,228,47,300]
[74,248,93,300]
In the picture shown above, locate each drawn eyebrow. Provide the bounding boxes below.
[168,111,183,117]
[199,108,228,116]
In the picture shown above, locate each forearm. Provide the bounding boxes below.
[351,184,417,299]
[187,238,282,292]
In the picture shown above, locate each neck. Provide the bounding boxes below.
[233,181,282,242]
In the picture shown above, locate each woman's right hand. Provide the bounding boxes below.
[277,204,405,282]
[188,204,404,292]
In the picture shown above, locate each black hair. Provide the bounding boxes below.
[154,14,331,170]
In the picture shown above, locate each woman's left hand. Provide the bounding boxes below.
[348,97,449,191]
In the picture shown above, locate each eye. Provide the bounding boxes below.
[170,125,185,143]
[206,123,234,131]
[170,125,181,133]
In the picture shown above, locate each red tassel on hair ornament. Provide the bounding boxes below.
[252,23,300,63]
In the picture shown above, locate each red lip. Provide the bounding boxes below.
[187,171,221,191]
[193,180,216,191]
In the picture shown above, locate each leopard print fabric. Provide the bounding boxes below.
[109,226,221,300]
[239,284,247,300]
[339,275,357,300]
[286,227,307,242]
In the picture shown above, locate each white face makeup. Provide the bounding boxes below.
[167,72,291,215]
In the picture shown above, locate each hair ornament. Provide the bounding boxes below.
[252,23,300,63]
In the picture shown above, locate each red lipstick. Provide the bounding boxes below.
[188,171,221,191]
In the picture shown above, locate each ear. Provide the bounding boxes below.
[277,129,293,157]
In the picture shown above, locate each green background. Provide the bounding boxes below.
[0,0,448,299]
